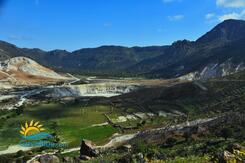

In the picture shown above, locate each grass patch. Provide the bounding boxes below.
[0,102,121,149]
[165,155,210,163]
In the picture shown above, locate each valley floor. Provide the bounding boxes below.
[0,73,244,162]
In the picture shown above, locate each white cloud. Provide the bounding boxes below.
[218,10,245,21]
[205,13,216,19]
[168,15,184,21]
[219,13,240,21]
[216,0,245,8]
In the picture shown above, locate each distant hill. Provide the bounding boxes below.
[0,19,245,79]
[0,42,168,75]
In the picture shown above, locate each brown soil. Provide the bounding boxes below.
[0,71,8,80]
[0,69,63,85]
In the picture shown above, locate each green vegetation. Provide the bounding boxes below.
[165,156,209,163]
[0,71,245,162]
[0,98,172,150]
[0,99,170,150]
[0,102,122,149]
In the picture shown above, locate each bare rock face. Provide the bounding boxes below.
[2,57,65,79]
[80,139,98,159]
[223,151,236,162]
[38,154,60,163]
[212,144,245,163]
[228,143,245,151]
[0,57,68,86]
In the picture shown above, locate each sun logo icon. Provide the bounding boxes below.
[20,120,45,137]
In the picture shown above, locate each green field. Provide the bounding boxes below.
[0,102,123,149]
[0,98,171,151]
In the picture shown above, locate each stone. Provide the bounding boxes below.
[119,144,132,152]
[80,155,91,161]
[27,151,34,155]
[80,139,98,157]
[73,156,82,163]
[229,143,245,151]
[123,144,132,149]
[63,157,74,163]
[117,154,132,163]
[226,144,245,154]
[137,153,144,160]
[30,161,40,163]
[39,154,60,163]
[62,156,81,163]
[213,151,237,163]
[132,153,146,163]
[223,151,237,162]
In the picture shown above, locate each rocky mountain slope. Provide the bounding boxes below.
[0,42,168,74]
[130,19,245,79]
[0,57,66,86]
[0,19,244,79]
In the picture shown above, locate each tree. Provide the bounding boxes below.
[16,150,25,157]
[220,128,232,140]
[165,137,177,147]
[16,106,24,115]
[183,128,192,142]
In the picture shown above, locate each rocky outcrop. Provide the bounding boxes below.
[62,156,81,163]
[212,144,245,162]
[44,83,138,98]
[0,57,65,79]
[29,155,82,163]
[29,161,41,163]
[0,57,68,86]
[178,61,245,81]
[197,61,245,80]
[80,139,98,160]
[117,152,146,163]
[38,154,60,163]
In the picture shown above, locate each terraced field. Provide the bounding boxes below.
[0,99,169,152]
[0,103,120,149]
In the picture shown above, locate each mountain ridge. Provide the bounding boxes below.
[0,19,245,79]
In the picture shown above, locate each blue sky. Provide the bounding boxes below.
[0,0,244,51]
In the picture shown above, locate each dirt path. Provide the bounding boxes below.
[0,145,31,155]
[98,133,137,149]
[98,116,218,149]
[65,73,80,85]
